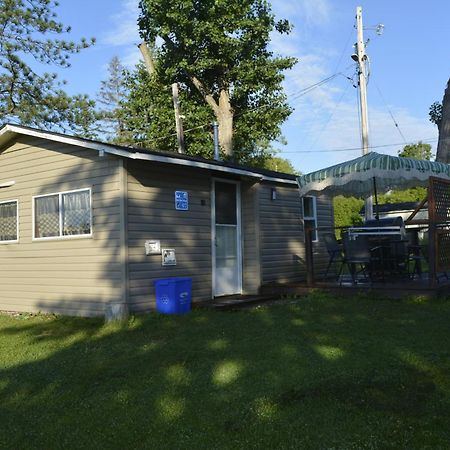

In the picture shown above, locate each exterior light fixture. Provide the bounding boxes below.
[271,188,277,201]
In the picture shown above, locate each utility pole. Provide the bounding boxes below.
[171,82,185,154]
[353,6,373,221]
[138,42,156,75]
[139,41,186,154]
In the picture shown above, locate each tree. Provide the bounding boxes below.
[398,141,432,160]
[259,155,298,175]
[380,142,430,204]
[97,56,129,143]
[121,0,296,162]
[333,196,363,238]
[433,79,450,163]
[429,101,442,127]
[0,0,97,136]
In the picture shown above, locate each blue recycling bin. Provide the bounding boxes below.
[154,277,192,314]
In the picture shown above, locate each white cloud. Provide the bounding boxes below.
[102,0,140,47]
[101,0,141,68]
[273,0,332,27]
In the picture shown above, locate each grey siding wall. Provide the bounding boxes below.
[259,182,304,284]
[259,182,333,284]
[0,137,123,316]
[241,182,260,294]
[126,161,213,312]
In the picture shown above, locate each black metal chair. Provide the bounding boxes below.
[340,232,374,284]
[323,233,344,280]
[405,229,427,279]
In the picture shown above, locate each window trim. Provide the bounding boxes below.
[0,199,19,244]
[302,196,318,243]
[32,188,93,241]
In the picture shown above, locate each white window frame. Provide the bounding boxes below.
[0,199,19,244]
[32,188,93,241]
[302,196,318,243]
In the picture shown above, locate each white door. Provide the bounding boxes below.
[213,180,242,297]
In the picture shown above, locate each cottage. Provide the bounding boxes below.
[0,125,332,316]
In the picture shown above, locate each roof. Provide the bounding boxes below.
[359,201,426,215]
[0,124,297,185]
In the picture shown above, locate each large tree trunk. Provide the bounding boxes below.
[436,79,450,163]
[191,76,234,157]
[217,89,234,157]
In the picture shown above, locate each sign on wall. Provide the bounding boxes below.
[175,191,189,210]
[162,249,177,266]
[145,240,161,255]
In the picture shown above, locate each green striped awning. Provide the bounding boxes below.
[297,152,450,198]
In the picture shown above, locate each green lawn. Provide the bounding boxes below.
[1,293,450,449]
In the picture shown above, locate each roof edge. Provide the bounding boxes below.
[0,124,297,185]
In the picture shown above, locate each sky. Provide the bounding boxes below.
[54,0,450,174]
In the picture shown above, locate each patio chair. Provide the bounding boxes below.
[405,229,427,279]
[323,233,344,280]
[340,232,374,284]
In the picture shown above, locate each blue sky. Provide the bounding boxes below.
[55,0,450,173]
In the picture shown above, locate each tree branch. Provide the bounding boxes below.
[160,33,220,115]
[191,76,219,115]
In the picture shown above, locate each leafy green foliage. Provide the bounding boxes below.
[398,141,433,160]
[259,155,299,174]
[0,0,97,136]
[429,101,442,127]
[119,65,215,157]
[333,196,364,237]
[378,187,427,205]
[121,0,296,162]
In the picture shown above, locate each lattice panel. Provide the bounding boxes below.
[37,212,60,237]
[63,210,91,235]
[0,216,16,240]
[436,229,450,272]
[0,202,17,241]
[429,177,450,222]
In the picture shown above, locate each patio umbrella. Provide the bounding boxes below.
[297,151,450,199]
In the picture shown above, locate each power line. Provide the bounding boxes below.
[277,137,440,154]
[332,26,356,74]
[150,68,355,142]
[308,81,353,149]
[373,79,408,144]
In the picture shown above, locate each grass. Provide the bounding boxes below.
[1,293,450,449]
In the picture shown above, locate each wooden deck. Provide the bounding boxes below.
[193,294,278,311]
[261,273,450,299]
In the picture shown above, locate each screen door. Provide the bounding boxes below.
[213,181,242,296]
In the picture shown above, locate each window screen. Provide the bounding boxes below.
[0,201,18,242]
[35,194,59,238]
[215,182,237,225]
[302,196,318,242]
[62,190,91,236]
[35,189,91,238]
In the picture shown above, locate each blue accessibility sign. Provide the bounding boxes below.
[175,191,189,210]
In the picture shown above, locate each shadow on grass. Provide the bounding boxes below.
[1,294,450,449]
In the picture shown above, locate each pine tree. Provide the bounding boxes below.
[0,0,97,136]
[97,56,129,143]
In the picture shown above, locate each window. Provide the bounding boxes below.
[302,196,318,242]
[0,200,18,243]
[34,189,92,239]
